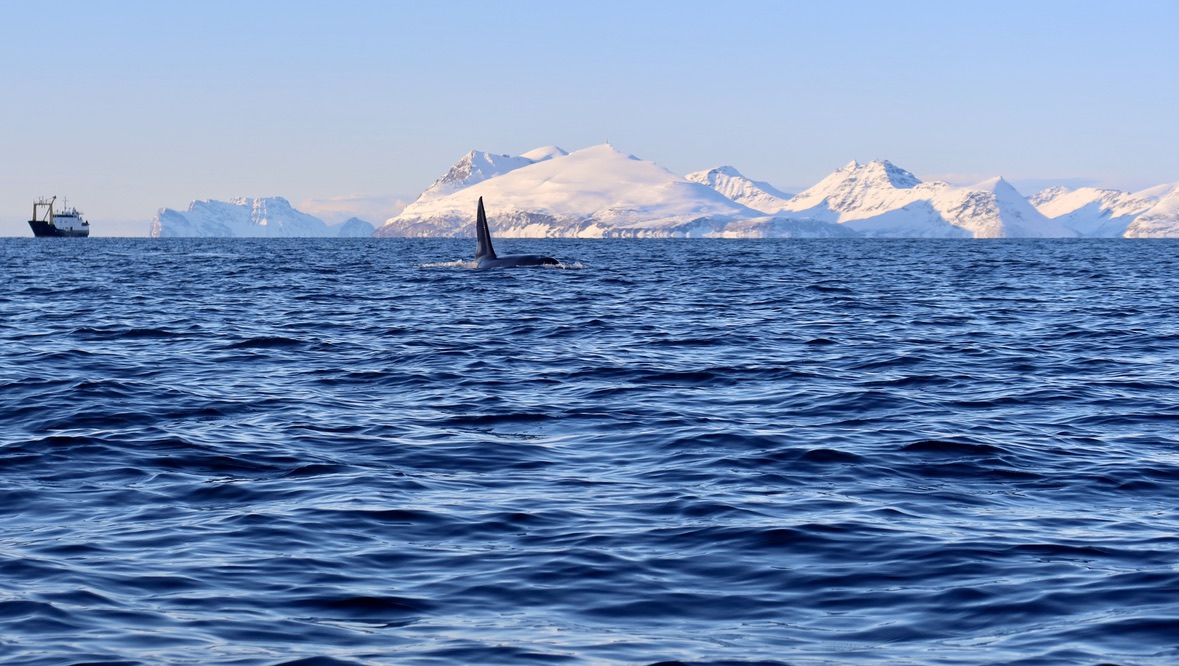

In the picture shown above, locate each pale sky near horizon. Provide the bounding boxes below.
[2,0,1176,236]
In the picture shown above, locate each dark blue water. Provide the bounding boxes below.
[2,238,1178,665]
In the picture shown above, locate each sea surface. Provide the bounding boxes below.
[2,237,1178,666]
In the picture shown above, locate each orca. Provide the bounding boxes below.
[474,197,559,270]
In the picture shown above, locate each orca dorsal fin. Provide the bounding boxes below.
[475,196,496,260]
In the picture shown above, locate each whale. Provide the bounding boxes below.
[474,197,559,270]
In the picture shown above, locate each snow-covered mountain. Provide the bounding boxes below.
[377,149,1094,239]
[1124,185,1179,238]
[413,151,539,204]
[329,217,376,237]
[1030,184,1179,238]
[376,144,761,238]
[938,177,1075,238]
[409,146,571,208]
[686,166,794,214]
[150,197,358,238]
[1030,186,1157,237]
[520,145,569,163]
[780,160,1076,238]
[150,146,1171,240]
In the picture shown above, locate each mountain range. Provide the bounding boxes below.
[150,198,374,238]
[148,145,1179,238]
[771,160,1074,238]
[1029,184,1179,238]
[376,144,760,238]
[375,145,1178,238]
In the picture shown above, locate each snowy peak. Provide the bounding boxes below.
[968,176,1009,192]
[416,150,536,203]
[1034,185,1163,214]
[377,147,1092,239]
[231,196,302,225]
[1132,183,1179,201]
[685,166,745,190]
[410,146,576,209]
[1028,185,1072,208]
[942,178,1073,238]
[145,142,1175,240]
[778,160,1075,237]
[712,165,743,178]
[686,165,794,214]
[785,159,928,221]
[968,176,1026,204]
[150,196,335,238]
[520,145,569,162]
[805,159,922,199]
[329,217,376,237]
[575,142,639,161]
[443,151,529,185]
[832,159,921,189]
[1031,185,1161,237]
[1125,186,1179,237]
[375,144,758,238]
[863,159,922,189]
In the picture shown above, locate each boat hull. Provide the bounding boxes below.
[29,220,89,238]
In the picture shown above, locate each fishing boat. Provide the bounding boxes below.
[28,196,90,237]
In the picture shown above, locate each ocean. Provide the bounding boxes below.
[2,237,1178,665]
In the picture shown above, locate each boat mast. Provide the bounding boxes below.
[32,196,56,225]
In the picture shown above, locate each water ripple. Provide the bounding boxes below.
[2,238,1179,664]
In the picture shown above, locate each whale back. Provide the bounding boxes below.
[475,197,496,261]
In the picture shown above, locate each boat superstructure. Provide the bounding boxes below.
[29,196,90,237]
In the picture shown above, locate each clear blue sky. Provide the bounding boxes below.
[2,0,1176,235]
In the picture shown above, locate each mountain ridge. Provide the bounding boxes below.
[149,145,1179,238]
[685,166,795,214]
[375,144,760,238]
[1031,184,1177,237]
[150,197,372,238]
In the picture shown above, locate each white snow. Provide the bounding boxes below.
[377,151,1088,239]
[376,144,759,238]
[1131,183,1178,201]
[150,143,1177,240]
[1030,186,1157,237]
[1125,185,1179,237]
[686,166,794,214]
[782,160,926,223]
[150,197,361,238]
[519,145,569,162]
[781,160,1076,238]
[1031,183,1179,237]
[411,150,538,205]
